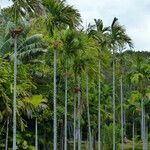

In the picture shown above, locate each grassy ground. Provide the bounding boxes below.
[118,142,150,150]
[68,141,149,150]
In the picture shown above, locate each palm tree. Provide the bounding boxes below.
[119,41,133,150]
[86,73,92,150]
[77,75,81,150]
[1,1,46,150]
[1,19,46,150]
[12,31,18,150]
[5,2,46,147]
[60,29,82,150]
[83,52,96,150]
[43,2,81,149]
[73,56,86,150]
[109,17,133,150]
[86,68,93,150]
[73,93,77,150]
[88,19,110,150]
[64,65,68,150]
[73,36,95,148]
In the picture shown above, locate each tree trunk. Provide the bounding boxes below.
[77,76,81,150]
[132,118,135,150]
[98,61,101,150]
[35,118,38,150]
[120,75,124,150]
[64,65,68,150]
[124,107,126,141]
[74,95,77,150]
[13,36,17,150]
[141,99,144,146]
[142,101,147,150]
[112,50,116,150]
[86,75,92,150]
[53,48,57,150]
[5,117,9,150]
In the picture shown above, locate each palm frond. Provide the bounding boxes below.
[18,34,43,50]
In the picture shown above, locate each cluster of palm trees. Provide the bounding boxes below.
[0,0,150,150]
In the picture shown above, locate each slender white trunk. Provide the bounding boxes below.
[141,99,144,142]
[142,102,147,150]
[141,99,147,150]
[86,75,92,150]
[113,51,116,150]
[64,66,68,150]
[132,118,135,150]
[35,118,38,150]
[53,48,57,150]
[74,95,77,150]
[124,107,126,140]
[5,117,9,150]
[77,76,81,150]
[120,75,124,150]
[98,61,101,150]
[13,36,17,150]
[143,105,145,150]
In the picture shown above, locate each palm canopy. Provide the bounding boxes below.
[88,19,110,45]
[72,34,98,76]
[43,0,81,35]
[110,17,134,51]
[10,0,44,22]
[24,95,47,118]
[0,23,47,64]
[88,19,110,36]
[60,29,85,59]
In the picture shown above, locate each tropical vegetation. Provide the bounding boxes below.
[0,1,150,150]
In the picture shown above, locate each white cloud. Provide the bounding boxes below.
[67,0,150,51]
[0,0,12,8]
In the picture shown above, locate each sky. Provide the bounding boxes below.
[1,0,150,51]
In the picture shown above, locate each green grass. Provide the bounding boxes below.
[69,141,149,150]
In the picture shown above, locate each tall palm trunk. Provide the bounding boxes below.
[35,118,38,150]
[53,48,57,150]
[98,61,101,150]
[13,36,17,150]
[74,95,77,150]
[64,65,68,150]
[141,100,147,150]
[77,76,81,150]
[86,75,92,150]
[141,99,144,143]
[132,116,135,150]
[141,99,144,149]
[112,50,116,150]
[120,75,124,150]
[5,117,9,150]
